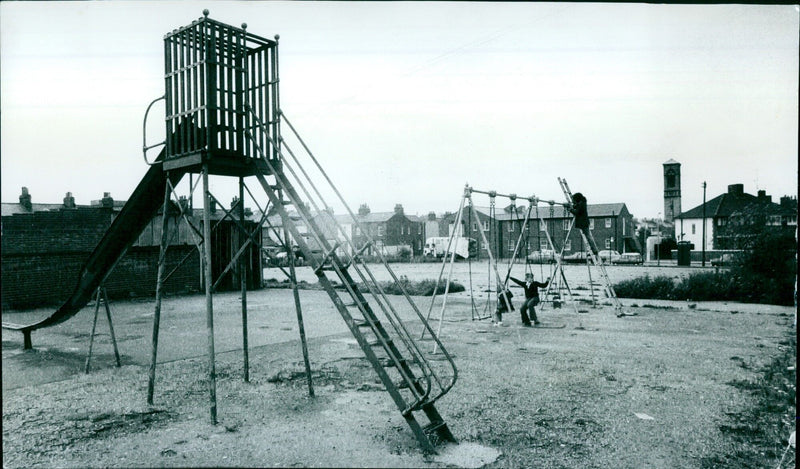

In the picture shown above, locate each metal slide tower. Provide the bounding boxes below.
[143,11,457,452]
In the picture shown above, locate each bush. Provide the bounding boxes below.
[374,275,466,296]
[729,231,796,305]
[615,230,796,305]
[614,275,676,300]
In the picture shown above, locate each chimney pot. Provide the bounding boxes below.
[63,192,76,209]
[19,187,32,211]
[727,184,744,195]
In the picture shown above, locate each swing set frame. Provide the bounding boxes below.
[423,181,625,343]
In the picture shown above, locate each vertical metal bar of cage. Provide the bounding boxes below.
[235,29,245,155]
[271,37,280,162]
[187,27,194,154]
[172,33,181,155]
[225,28,232,152]
[206,22,218,155]
[254,46,262,160]
[181,29,189,156]
[226,29,234,152]
[246,48,254,159]
[164,35,173,158]
[199,22,205,156]
[216,23,224,153]
[191,24,200,153]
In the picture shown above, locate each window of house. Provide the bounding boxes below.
[589,219,594,230]
[483,220,490,231]
[563,219,570,230]
[565,239,571,251]
[418,224,422,234]
[378,225,384,236]
[539,221,546,231]
[717,218,727,226]
[473,222,478,232]
[691,224,696,235]
[605,218,612,228]
[605,238,611,249]
[540,239,549,251]
[355,226,361,236]
[508,223,515,232]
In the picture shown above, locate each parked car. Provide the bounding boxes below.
[562,252,589,264]
[613,252,643,265]
[527,250,556,264]
[597,250,621,263]
[711,253,740,266]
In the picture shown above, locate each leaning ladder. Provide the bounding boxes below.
[247,108,458,452]
[558,178,627,317]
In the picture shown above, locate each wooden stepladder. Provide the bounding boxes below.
[558,178,630,317]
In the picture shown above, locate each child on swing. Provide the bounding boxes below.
[509,272,550,326]
[494,286,514,326]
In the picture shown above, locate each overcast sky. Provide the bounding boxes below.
[1,2,797,219]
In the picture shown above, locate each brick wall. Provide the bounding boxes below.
[1,208,114,255]
[1,209,201,310]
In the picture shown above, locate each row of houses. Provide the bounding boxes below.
[268,200,637,260]
[3,183,796,308]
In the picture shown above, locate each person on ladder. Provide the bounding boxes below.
[509,273,549,327]
[567,192,599,255]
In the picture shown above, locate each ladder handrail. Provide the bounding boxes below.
[247,115,443,398]
[244,108,457,404]
[265,110,459,373]
[278,111,460,382]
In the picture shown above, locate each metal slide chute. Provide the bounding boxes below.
[2,151,185,346]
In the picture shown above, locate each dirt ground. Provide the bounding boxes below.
[2,263,796,468]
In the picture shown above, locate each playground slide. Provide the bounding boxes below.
[3,154,185,335]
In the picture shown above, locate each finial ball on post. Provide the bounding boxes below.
[241,23,247,30]
[203,9,209,17]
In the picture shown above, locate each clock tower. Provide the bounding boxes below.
[663,159,681,223]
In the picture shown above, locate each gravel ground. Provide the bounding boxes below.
[2,263,796,468]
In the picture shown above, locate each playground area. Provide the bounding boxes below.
[2,263,796,468]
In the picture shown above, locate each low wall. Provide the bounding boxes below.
[1,246,200,310]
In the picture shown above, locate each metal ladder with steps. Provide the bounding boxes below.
[246,107,458,452]
[558,178,628,317]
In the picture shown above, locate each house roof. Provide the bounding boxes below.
[468,203,628,220]
[676,191,793,219]
[1,203,66,217]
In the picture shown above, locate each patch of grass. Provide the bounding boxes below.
[702,334,796,468]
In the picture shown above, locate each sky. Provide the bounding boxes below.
[1,2,798,220]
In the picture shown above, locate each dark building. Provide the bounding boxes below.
[1,187,261,309]
[350,204,425,256]
[442,201,637,259]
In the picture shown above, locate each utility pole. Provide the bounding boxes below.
[702,181,707,267]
